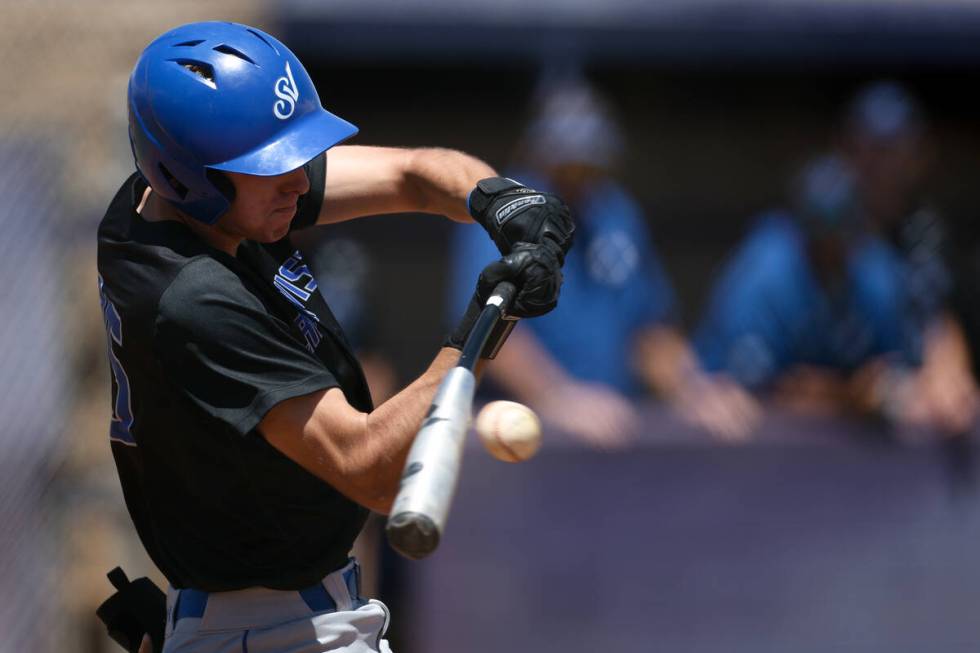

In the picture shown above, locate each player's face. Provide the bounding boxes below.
[846,131,927,226]
[547,162,605,205]
[219,167,311,242]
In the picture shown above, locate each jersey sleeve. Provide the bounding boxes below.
[154,258,338,436]
[290,152,327,231]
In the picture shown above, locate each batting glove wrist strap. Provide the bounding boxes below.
[467,177,527,217]
[468,177,575,263]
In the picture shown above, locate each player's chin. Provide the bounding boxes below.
[261,210,296,241]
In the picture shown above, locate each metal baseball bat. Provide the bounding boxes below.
[385,281,517,560]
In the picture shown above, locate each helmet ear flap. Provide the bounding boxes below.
[205,169,236,206]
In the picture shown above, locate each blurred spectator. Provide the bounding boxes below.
[840,82,978,434]
[449,77,759,445]
[840,82,944,356]
[950,244,980,382]
[696,154,977,434]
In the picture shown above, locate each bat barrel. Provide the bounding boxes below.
[386,366,476,559]
[385,511,440,560]
[386,280,517,560]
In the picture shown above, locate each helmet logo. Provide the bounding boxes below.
[273,61,300,120]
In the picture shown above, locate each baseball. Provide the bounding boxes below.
[474,401,542,462]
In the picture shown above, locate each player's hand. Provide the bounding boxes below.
[908,364,978,435]
[445,242,563,349]
[673,373,761,443]
[853,360,978,436]
[138,634,153,653]
[468,177,574,262]
[477,242,562,318]
[772,366,849,416]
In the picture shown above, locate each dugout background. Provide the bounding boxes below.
[288,61,980,379]
[0,1,978,652]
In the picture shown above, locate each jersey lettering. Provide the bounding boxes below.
[294,313,322,350]
[273,250,322,352]
[99,275,136,446]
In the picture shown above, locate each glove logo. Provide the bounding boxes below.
[494,195,546,227]
[273,61,300,120]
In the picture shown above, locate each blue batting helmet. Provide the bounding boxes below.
[128,21,358,224]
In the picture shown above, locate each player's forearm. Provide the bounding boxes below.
[358,347,462,512]
[319,145,495,224]
[403,147,496,223]
[305,348,461,514]
[923,313,973,373]
[633,326,701,399]
[260,348,460,513]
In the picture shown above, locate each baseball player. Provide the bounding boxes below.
[96,21,572,653]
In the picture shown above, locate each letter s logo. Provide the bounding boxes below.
[273,61,300,120]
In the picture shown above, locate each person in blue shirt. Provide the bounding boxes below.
[449,78,759,445]
[840,81,977,432]
[697,154,976,432]
[697,156,900,390]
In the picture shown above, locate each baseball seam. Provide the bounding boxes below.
[491,411,522,462]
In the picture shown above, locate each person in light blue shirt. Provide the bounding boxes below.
[449,77,760,444]
[840,81,977,432]
[695,209,907,390]
[697,154,975,431]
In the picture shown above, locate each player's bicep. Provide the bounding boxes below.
[317,145,420,224]
[259,386,359,459]
[259,387,383,510]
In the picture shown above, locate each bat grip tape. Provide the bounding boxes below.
[458,281,516,371]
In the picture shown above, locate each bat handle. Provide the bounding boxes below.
[458,281,517,371]
[488,280,517,311]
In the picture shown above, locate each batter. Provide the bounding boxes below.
[97,21,572,653]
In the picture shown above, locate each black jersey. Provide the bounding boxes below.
[96,155,372,591]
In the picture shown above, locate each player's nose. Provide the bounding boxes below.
[280,166,310,196]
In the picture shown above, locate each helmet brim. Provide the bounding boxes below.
[209,109,358,176]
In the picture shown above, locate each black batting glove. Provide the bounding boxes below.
[96,567,166,653]
[445,242,563,350]
[479,242,563,318]
[468,177,575,263]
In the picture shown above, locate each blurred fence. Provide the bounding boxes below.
[0,140,68,652]
[0,3,267,652]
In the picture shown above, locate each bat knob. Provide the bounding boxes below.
[386,511,441,560]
